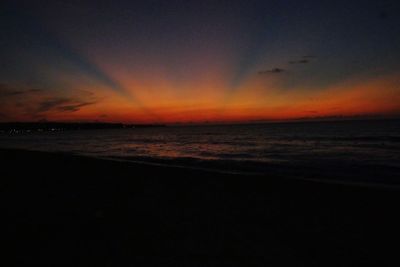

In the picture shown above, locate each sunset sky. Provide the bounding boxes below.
[1,0,400,123]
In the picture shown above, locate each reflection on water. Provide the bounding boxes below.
[1,120,400,171]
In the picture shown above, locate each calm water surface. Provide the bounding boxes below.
[1,120,400,176]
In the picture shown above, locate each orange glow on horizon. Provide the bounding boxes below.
[1,70,399,124]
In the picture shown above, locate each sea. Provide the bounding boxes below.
[1,119,400,184]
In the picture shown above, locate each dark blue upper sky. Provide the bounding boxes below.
[1,0,400,122]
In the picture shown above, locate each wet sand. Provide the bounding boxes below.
[1,148,400,266]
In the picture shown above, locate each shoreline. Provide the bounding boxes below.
[2,147,400,189]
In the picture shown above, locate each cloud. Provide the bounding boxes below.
[256,55,316,77]
[58,102,96,112]
[37,97,97,113]
[0,82,99,121]
[289,55,317,64]
[258,68,285,74]
[37,98,70,112]
[289,59,310,64]
[0,83,43,98]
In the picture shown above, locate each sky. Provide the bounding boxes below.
[1,0,400,123]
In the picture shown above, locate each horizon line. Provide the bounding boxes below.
[1,115,399,127]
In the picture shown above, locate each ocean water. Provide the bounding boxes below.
[1,120,400,182]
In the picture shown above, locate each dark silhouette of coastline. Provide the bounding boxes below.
[1,118,398,132]
[1,148,400,266]
[0,122,166,132]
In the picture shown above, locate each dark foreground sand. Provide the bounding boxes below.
[1,148,400,266]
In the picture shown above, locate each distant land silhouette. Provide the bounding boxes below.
[0,122,166,132]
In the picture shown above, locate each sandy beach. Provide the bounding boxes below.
[1,148,400,266]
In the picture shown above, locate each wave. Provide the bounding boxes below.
[99,153,400,186]
[279,136,400,142]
